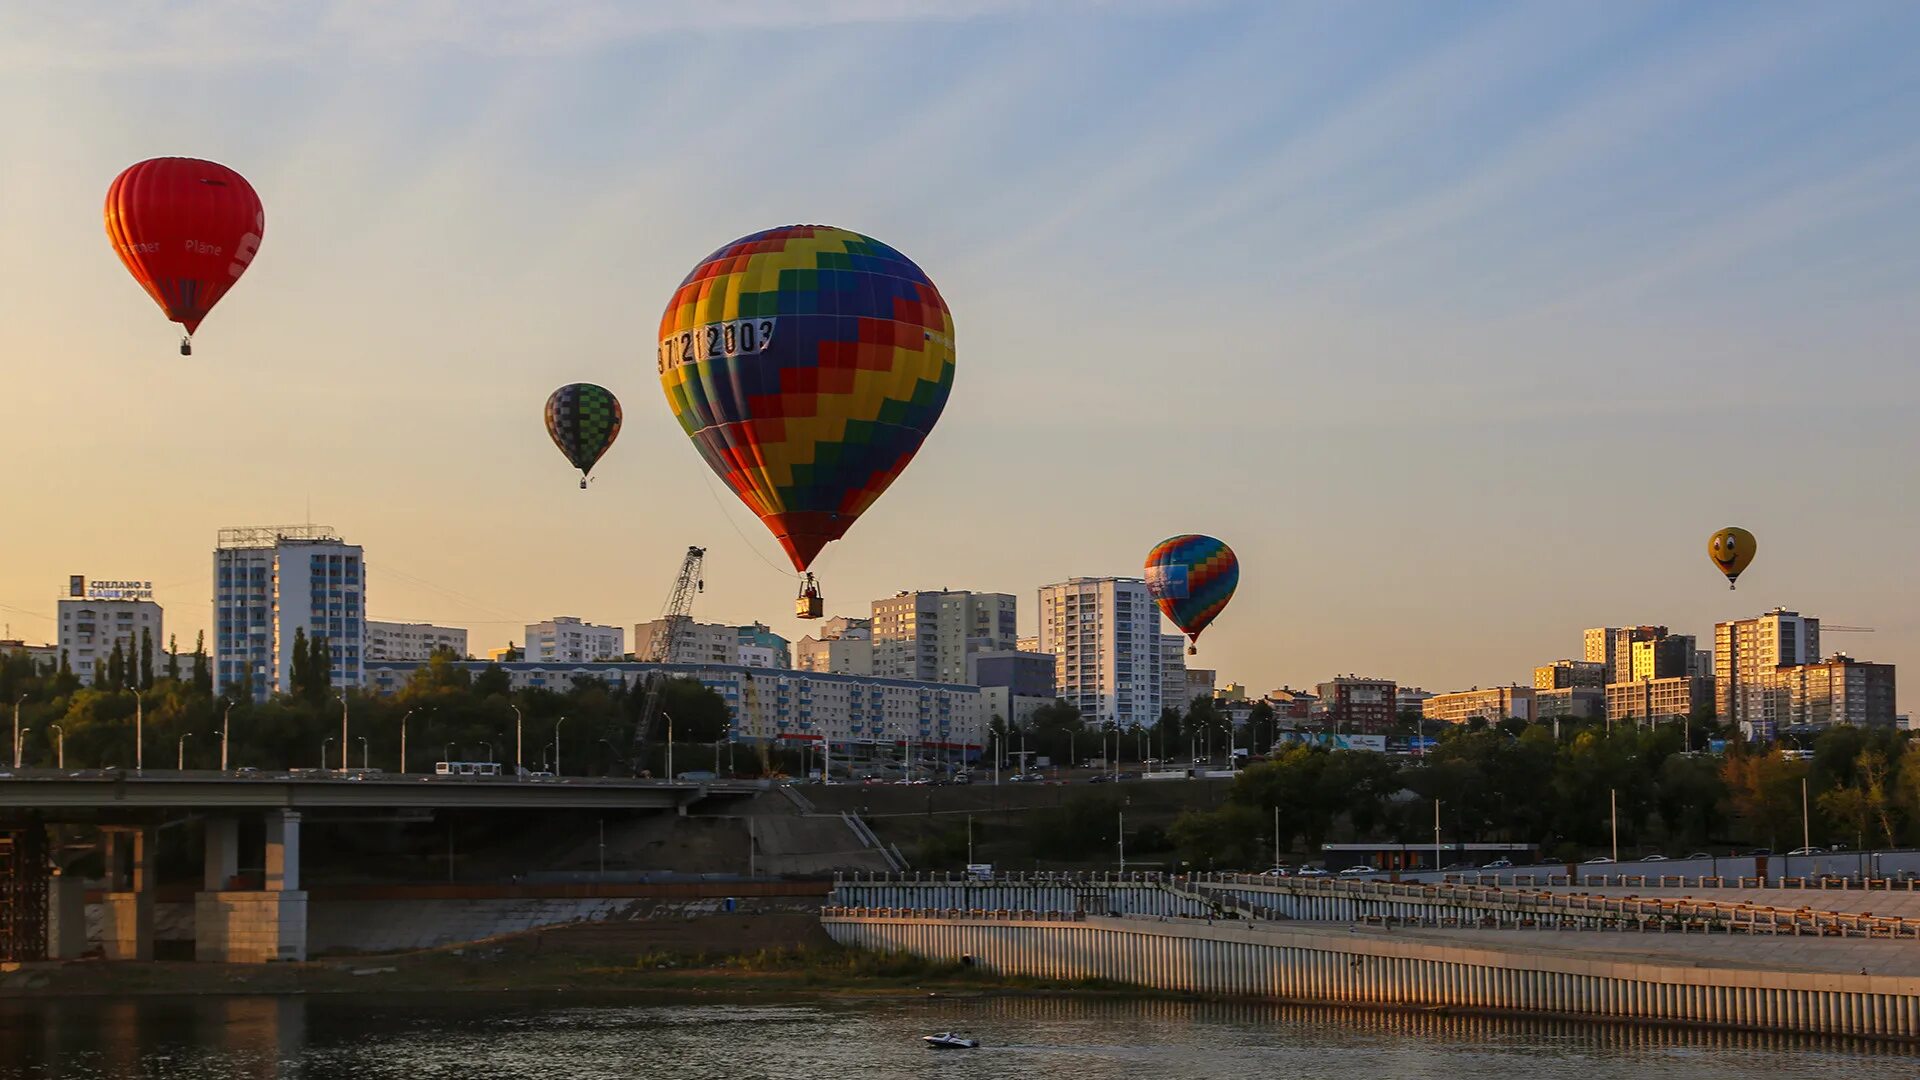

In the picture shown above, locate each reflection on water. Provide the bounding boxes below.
[2,993,1916,1079]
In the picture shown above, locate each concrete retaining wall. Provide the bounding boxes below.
[826,911,1920,1040]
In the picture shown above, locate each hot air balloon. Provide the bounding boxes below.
[1145,535,1239,654]
[545,383,623,489]
[1708,526,1756,590]
[658,225,955,618]
[104,158,265,355]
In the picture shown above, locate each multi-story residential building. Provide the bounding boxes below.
[1016,635,1041,655]
[1396,687,1434,716]
[1313,676,1397,734]
[1606,676,1712,727]
[363,659,987,758]
[1535,686,1606,722]
[1715,608,1820,726]
[736,623,792,668]
[1037,577,1163,729]
[968,649,1056,731]
[1184,668,1218,708]
[214,526,365,702]
[1159,634,1187,719]
[1584,628,1618,682]
[1534,660,1605,690]
[871,590,1017,684]
[1422,685,1534,725]
[1584,626,1674,685]
[0,640,60,673]
[1267,687,1318,721]
[57,576,164,686]
[1630,634,1695,681]
[1764,655,1897,731]
[633,618,789,667]
[365,621,469,662]
[796,617,874,675]
[524,617,623,664]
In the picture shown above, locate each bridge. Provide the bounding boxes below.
[0,769,765,965]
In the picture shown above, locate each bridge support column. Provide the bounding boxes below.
[45,867,86,959]
[197,811,306,963]
[99,826,156,960]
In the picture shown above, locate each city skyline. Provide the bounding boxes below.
[3,2,1917,711]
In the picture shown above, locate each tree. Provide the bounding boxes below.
[1168,802,1263,870]
[1154,706,1183,762]
[1026,699,1084,766]
[289,628,310,699]
[1818,748,1896,850]
[139,627,154,690]
[165,633,181,683]
[1722,749,1809,850]
[1245,701,1277,754]
[106,642,126,691]
[308,637,333,700]
[191,632,212,696]
[1183,695,1229,761]
[473,663,512,698]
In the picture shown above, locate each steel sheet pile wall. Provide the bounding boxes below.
[823,911,1920,1040]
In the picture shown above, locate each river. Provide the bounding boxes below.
[1,994,1915,1078]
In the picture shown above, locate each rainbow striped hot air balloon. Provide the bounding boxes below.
[1145,535,1239,654]
[658,226,954,613]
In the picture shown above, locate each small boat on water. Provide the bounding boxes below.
[923,1032,979,1049]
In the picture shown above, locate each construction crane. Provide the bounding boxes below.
[631,546,705,773]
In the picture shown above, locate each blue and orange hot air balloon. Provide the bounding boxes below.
[658,225,955,617]
[104,157,265,355]
[1145,535,1239,654]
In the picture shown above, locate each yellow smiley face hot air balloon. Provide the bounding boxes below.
[1708,527,1756,589]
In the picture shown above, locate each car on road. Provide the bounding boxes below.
[1642,854,1669,862]
[1583,856,1615,865]
[1295,866,1330,878]
[1787,846,1824,856]
[1260,867,1291,877]
[1481,858,1514,869]
[1685,852,1712,859]
[1337,865,1376,877]
[1087,774,1114,784]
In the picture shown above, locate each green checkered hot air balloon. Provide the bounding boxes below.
[545,383,622,489]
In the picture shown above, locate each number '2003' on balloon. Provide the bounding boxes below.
[658,225,955,571]
[1146,534,1238,654]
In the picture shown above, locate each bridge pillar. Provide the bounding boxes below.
[197,811,307,963]
[45,866,86,959]
[99,826,156,960]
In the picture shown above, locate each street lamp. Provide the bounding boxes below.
[15,728,28,768]
[322,737,335,770]
[339,697,350,771]
[511,704,523,775]
[482,740,495,765]
[130,687,144,774]
[178,732,193,771]
[662,712,673,782]
[221,702,234,771]
[399,708,414,774]
[357,735,370,770]
[553,716,566,777]
[12,693,25,769]
[50,724,64,770]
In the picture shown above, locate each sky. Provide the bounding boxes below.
[2,1,1917,711]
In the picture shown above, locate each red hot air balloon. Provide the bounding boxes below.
[104,158,266,355]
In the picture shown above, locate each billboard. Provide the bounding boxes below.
[69,575,84,597]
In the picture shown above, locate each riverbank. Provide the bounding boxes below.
[0,913,1142,1000]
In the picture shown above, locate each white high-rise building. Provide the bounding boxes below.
[1037,577,1163,729]
[871,590,1017,685]
[524,617,624,664]
[1716,608,1820,727]
[213,526,366,702]
[366,621,469,662]
[57,576,164,686]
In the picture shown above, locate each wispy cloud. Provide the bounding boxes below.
[3,0,1212,67]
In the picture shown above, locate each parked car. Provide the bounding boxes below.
[1787,846,1823,856]
[1642,854,1669,862]
[1260,867,1291,877]
[1337,865,1376,877]
[1481,858,1514,869]
[1295,867,1330,878]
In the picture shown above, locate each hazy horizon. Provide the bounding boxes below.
[2,1,1915,710]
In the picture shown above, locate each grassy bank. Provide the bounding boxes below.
[0,930,1150,1001]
